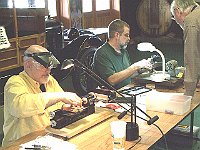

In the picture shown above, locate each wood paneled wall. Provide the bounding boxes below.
[83,9,119,28]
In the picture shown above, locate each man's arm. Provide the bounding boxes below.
[183,25,199,96]
[107,65,139,85]
[107,59,152,86]
[4,76,81,118]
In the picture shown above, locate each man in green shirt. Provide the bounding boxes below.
[2,45,82,147]
[93,19,151,89]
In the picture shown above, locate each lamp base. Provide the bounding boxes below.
[126,122,139,141]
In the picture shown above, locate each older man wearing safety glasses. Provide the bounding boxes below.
[2,45,82,147]
[170,0,200,96]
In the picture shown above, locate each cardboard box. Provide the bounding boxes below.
[145,90,192,115]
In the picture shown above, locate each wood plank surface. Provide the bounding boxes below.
[1,85,200,150]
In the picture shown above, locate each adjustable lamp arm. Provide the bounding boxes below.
[154,48,165,75]
[61,59,159,125]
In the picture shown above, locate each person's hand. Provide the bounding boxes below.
[62,92,82,106]
[133,59,152,70]
[62,104,73,111]
[62,103,83,112]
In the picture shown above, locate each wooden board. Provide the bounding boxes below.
[45,107,114,138]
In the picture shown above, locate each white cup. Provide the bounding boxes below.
[110,121,127,150]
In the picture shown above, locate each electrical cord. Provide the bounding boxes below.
[153,123,169,150]
[126,113,169,150]
[127,136,142,150]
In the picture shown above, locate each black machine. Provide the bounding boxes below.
[49,93,96,129]
[45,17,104,96]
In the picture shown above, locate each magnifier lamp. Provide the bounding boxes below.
[137,42,170,82]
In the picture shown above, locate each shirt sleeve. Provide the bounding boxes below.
[184,25,199,83]
[4,75,63,118]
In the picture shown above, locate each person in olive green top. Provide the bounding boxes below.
[2,45,82,147]
[93,19,152,89]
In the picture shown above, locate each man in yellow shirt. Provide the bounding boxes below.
[2,45,82,146]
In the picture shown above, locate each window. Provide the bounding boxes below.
[113,0,120,11]
[82,0,92,12]
[47,0,57,16]
[8,0,45,8]
[7,0,56,17]
[96,0,110,11]
[82,0,110,12]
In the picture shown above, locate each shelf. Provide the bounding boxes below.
[0,57,18,72]
[0,1,46,72]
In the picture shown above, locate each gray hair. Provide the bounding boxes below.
[108,19,130,39]
[170,0,198,15]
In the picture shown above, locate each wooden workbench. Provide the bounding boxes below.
[1,85,200,150]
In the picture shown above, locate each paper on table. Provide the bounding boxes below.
[19,134,77,150]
